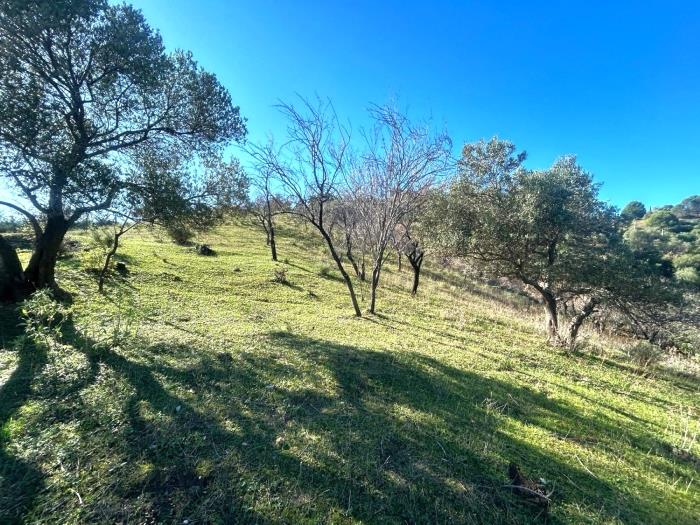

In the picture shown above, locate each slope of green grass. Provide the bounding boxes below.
[1,220,698,524]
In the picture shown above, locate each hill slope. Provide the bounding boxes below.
[1,220,698,524]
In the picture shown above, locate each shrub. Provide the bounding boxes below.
[627,341,664,370]
[165,223,194,245]
[20,290,70,342]
[195,243,216,256]
[272,267,288,284]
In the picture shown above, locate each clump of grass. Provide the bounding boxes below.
[627,340,664,371]
[272,266,288,284]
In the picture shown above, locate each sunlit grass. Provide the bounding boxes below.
[1,218,698,524]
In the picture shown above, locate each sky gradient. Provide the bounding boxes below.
[5,1,700,210]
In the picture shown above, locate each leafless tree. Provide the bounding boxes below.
[393,221,425,296]
[248,96,361,316]
[349,104,451,313]
[330,196,366,281]
[250,169,285,261]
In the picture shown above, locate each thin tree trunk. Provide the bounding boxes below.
[319,228,361,317]
[269,220,278,261]
[397,252,402,272]
[23,215,71,291]
[369,263,382,314]
[98,232,121,293]
[345,233,363,280]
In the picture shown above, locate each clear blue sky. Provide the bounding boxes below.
[3,1,699,210]
[125,0,700,208]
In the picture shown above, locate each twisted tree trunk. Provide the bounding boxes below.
[406,247,424,296]
[564,297,598,349]
[23,215,71,291]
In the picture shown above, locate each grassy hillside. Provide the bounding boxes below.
[1,220,698,524]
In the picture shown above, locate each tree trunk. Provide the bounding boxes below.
[269,219,278,261]
[98,232,121,293]
[369,263,382,314]
[408,253,423,296]
[565,297,598,349]
[23,215,71,291]
[319,228,361,317]
[0,234,27,301]
[540,290,559,343]
[397,252,402,272]
[345,234,363,281]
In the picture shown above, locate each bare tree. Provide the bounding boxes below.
[331,196,366,281]
[349,104,451,314]
[248,96,361,316]
[393,221,425,295]
[250,169,284,261]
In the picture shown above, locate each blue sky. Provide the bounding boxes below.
[3,1,699,210]
[125,0,699,208]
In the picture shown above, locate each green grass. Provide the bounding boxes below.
[1,219,698,524]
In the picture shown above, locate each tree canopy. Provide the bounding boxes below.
[0,0,246,293]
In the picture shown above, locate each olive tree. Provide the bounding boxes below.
[0,0,246,298]
[444,139,617,344]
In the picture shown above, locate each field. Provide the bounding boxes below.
[1,220,698,524]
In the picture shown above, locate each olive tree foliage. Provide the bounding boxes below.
[347,105,451,313]
[436,138,684,347]
[92,146,248,291]
[0,0,246,298]
[247,96,362,316]
[441,139,616,345]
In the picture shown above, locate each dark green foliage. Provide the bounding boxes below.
[647,210,680,229]
[0,0,246,292]
[436,138,685,346]
[620,200,646,222]
[625,197,700,286]
[673,195,700,219]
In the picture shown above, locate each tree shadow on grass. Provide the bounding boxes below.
[0,307,47,524]
[1,316,695,524]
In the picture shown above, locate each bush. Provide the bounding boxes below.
[195,243,216,256]
[272,267,288,284]
[57,238,82,258]
[627,341,664,369]
[20,290,70,342]
[676,267,700,285]
[165,223,194,245]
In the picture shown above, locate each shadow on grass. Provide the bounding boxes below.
[0,307,47,524]
[0,316,694,524]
